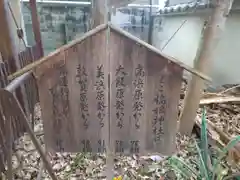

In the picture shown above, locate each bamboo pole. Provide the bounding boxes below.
[179,0,235,135]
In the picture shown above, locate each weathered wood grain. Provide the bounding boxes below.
[35,30,108,153]
[18,46,39,118]
[35,25,183,155]
[0,44,41,175]
[110,29,183,155]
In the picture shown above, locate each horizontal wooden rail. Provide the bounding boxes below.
[5,71,32,92]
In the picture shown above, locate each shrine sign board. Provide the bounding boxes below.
[34,24,183,155]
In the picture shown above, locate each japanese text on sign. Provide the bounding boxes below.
[115,140,124,153]
[95,65,106,128]
[76,64,90,129]
[81,139,92,152]
[98,139,106,153]
[49,66,69,151]
[130,140,140,154]
[115,65,127,129]
[152,75,167,142]
[132,64,145,129]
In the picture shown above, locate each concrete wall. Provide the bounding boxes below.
[153,15,206,67]
[22,3,152,54]
[22,3,90,55]
[111,8,151,41]
[152,11,240,87]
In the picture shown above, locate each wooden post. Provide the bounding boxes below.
[148,0,153,45]
[91,1,114,179]
[91,0,107,28]
[179,0,234,135]
[60,23,67,46]
[29,0,44,57]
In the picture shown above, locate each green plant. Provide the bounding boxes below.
[168,107,240,180]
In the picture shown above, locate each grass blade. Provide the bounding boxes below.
[170,164,190,179]
[168,156,198,178]
[212,136,240,179]
[200,107,209,174]
[195,140,210,180]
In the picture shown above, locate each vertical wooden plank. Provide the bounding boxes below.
[78,33,99,152]
[0,93,13,180]
[0,63,7,88]
[18,50,31,119]
[25,48,34,114]
[64,45,82,152]
[90,30,108,154]
[144,52,167,153]
[145,53,183,154]
[30,45,40,104]
[35,28,109,153]
[0,107,7,174]
[36,52,74,152]
[110,30,130,154]
[0,62,9,87]
[166,63,183,153]
[109,29,148,155]
[0,152,5,174]
[66,30,108,153]
[130,40,147,155]
[109,27,183,155]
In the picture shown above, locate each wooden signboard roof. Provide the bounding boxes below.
[34,23,207,155]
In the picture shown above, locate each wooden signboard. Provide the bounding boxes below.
[35,24,183,155]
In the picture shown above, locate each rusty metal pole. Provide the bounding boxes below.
[29,0,44,57]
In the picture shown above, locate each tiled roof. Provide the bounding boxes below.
[158,1,214,15]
